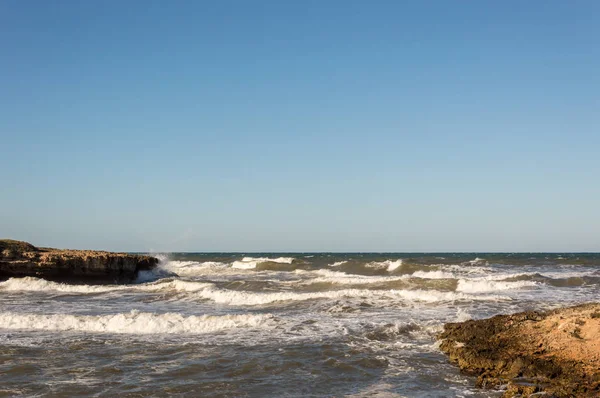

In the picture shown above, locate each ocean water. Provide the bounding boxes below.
[1,253,599,397]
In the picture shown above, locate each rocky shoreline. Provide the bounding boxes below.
[0,239,158,283]
[439,303,600,397]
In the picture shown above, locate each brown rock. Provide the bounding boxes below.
[438,303,600,397]
[0,239,158,283]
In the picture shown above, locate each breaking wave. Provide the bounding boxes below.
[189,286,509,306]
[0,310,275,334]
[159,260,228,277]
[1,271,538,301]
[0,277,212,294]
[366,260,404,272]
[231,257,295,269]
[295,269,409,286]
[468,257,486,264]
[0,277,129,294]
[411,270,455,279]
[456,279,538,293]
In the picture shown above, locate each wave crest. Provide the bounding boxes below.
[456,279,538,293]
[191,286,508,306]
[366,260,403,272]
[0,310,275,334]
[232,257,295,269]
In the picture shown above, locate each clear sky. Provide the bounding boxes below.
[1,1,599,252]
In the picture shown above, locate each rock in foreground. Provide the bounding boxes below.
[439,303,600,397]
[0,239,158,283]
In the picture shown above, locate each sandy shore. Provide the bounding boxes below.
[439,303,600,397]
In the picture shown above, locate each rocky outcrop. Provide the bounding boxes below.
[0,239,158,283]
[438,303,600,397]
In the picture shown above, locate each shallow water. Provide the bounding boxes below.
[1,253,599,397]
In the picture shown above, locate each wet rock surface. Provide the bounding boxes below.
[0,239,158,283]
[439,303,600,397]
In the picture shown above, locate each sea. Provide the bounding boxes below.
[1,253,599,397]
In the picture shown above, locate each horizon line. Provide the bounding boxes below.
[135,251,600,254]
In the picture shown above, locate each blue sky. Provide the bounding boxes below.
[1,1,598,252]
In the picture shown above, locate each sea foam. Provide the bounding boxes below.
[231,257,295,269]
[456,279,538,293]
[0,277,128,294]
[0,277,212,295]
[160,260,228,277]
[0,310,275,334]
[328,261,348,267]
[191,285,508,306]
[411,270,455,279]
[365,260,404,272]
[0,275,515,304]
[292,269,410,286]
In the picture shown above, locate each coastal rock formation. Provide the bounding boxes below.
[439,303,600,397]
[0,239,158,283]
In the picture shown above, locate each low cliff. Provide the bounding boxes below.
[439,303,600,397]
[0,239,158,283]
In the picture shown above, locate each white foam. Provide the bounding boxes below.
[243,256,294,263]
[366,260,404,272]
[443,272,532,282]
[386,260,403,272]
[146,279,213,293]
[456,308,472,322]
[328,261,348,267]
[456,279,538,293]
[192,285,508,306]
[0,277,212,295]
[0,310,274,334]
[1,275,516,306]
[164,260,202,268]
[477,272,531,281]
[468,257,486,264]
[443,264,494,274]
[0,277,128,294]
[231,257,295,269]
[160,260,228,277]
[152,253,171,264]
[411,270,550,282]
[411,270,455,279]
[295,269,409,286]
[231,261,257,270]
